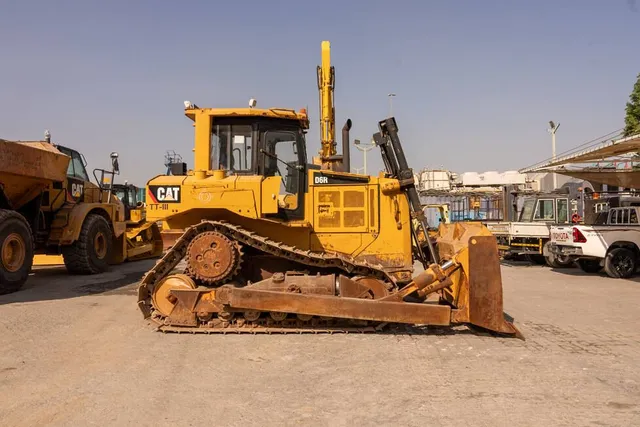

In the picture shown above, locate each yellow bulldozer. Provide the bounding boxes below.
[136,41,520,337]
[0,134,162,294]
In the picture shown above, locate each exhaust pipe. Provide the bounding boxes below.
[342,119,352,173]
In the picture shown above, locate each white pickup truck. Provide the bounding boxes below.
[549,206,640,278]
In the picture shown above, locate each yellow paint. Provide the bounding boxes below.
[317,41,335,160]
[150,104,415,275]
[33,255,64,266]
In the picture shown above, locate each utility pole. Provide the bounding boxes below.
[354,138,376,175]
[548,121,560,189]
[388,93,396,116]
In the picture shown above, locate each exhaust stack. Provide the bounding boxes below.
[342,119,352,173]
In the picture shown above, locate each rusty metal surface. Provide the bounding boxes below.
[137,220,519,336]
[380,267,439,302]
[185,231,241,284]
[247,272,335,295]
[467,235,519,335]
[211,286,452,325]
[160,229,183,251]
[339,276,388,299]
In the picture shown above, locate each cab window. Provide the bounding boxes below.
[556,199,569,223]
[71,152,89,181]
[519,199,535,222]
[57,146,89,181]
[211,124,253,172]
[264,130,300,211]
[534,199,555,221]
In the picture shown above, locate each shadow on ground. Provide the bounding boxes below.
[547,265,640,282]
[0,259,156,305]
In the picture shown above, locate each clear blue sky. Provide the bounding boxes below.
[1,0,638,185]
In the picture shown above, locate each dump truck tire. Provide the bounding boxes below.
[604,247,637,279]
[63,214,112,275]
[0,209,34,294]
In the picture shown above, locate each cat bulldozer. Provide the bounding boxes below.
[0,136,163,294]
[136,41,519,336]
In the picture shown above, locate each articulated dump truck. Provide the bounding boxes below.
[0,137,162,294]
[137,110,521,337]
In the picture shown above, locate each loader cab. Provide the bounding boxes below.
[113,184,142,221]
[196,107,310,220]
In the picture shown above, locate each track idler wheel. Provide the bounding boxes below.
[185,231,242,285]
[152,274,196,317]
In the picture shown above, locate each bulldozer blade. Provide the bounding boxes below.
[160,228,183,252]
[466,235,520,336]
[125,221,163,261]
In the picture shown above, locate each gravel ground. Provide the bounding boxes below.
[0,260,639,426]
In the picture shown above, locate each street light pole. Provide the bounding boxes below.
[354,138,376,175]
[548,121,561,189]
[388,93,396,116]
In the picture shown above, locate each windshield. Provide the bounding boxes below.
[114,188,135,206]
[57,146,89,181]
[519,199,535,222]
[211,123,252,172]
[534,199,555,221]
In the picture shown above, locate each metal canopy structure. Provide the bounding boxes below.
[519,132,640,188]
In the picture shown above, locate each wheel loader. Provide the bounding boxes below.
[0,136,162,294]
[136,41,520,337]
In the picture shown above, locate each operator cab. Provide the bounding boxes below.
[113,184,141,221]
[187,106,310,220]
[55,145,89,182]
[518,196,570,224]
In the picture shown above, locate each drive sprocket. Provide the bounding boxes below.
[185,231,242,285]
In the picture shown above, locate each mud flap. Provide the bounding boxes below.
[468,235,521,336]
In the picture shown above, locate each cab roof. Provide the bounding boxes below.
[184,107,309,129]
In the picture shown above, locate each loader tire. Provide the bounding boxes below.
[0,209,34,294]
[63,214,112,275]
[604,248,637,279]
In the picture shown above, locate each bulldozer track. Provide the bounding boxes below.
[137,220,396,334]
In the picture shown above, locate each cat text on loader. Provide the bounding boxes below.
[0,136,162,294]
[137,106,520,337]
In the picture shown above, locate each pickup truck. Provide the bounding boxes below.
[486,194,575,268]
[549,206,640,278]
